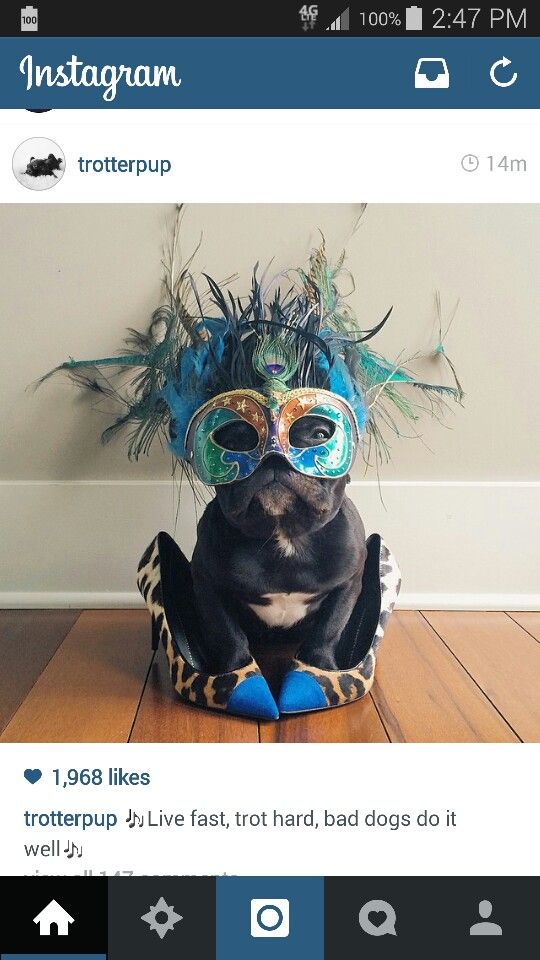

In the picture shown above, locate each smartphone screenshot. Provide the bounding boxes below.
[0,2,538,956]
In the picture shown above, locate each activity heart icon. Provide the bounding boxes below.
[24,768,42,784]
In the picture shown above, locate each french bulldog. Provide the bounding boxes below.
[25,154,63,178]
[190,414,367,673]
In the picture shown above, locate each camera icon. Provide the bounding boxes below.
[250,899,290,938]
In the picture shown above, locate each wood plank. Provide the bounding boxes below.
[251,637,389,743]
[423,610,540,743]
[261,693,390,743]
[506,611,540,643]
[0,610,151,743]
[371,612,518,743]
[0,609,81,732]
[130,640,259,743]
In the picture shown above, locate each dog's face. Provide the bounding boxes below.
[213,415,350,540]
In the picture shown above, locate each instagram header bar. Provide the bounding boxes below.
[1,38,539,108]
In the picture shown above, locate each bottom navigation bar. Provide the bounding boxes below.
[1,876,534,958]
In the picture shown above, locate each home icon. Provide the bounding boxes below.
[33,899,75,936]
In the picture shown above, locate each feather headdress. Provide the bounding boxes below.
[40,209,463,475]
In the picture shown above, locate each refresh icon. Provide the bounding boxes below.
[490,57,518,87]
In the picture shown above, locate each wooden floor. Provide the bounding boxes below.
[1,609,539,743]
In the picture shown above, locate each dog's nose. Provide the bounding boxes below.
[264,453,290,477]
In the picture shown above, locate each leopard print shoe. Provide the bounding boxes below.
[137,531,279,720]
[278,534,401,714]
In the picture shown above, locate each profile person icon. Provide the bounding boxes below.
[469,900,502,936]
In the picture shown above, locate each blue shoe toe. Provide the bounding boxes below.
[278,670,328,714]
[227,674,279,720]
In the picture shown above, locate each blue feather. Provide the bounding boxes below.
[160,381,199,459]
[314,352,330,375]
[315,346,367,430]
[162,327,227,458]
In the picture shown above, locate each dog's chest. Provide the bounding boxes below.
[246,592,319,628]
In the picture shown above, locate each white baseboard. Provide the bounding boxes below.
[399,593,540,611]
[0,479,538,609]
[1,591,539,611]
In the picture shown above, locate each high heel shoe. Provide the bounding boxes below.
[137,531,279,720]
[278,534,401,714]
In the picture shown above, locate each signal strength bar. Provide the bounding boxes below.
[326,7,350,30]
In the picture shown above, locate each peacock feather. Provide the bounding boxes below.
[296,235,463,465]
[253,336,298,392]
[39,206,463,471]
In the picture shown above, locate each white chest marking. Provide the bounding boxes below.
[247,592,318,628]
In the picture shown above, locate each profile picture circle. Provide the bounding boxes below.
[13,137,65,191]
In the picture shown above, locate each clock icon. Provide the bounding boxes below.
[461,153,480,172]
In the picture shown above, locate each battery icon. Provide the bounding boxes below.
[405,5,423,30]
[20,5,38,30]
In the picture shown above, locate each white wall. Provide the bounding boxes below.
[1,204,539,606]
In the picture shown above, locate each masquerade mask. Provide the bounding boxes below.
[185,387,359,485]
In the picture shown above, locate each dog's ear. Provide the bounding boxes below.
[345,473,351,484]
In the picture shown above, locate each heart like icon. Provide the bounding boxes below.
[24,768,42,784]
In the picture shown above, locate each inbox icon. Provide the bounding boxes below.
[251,899,290,937]
[415,58,450,88]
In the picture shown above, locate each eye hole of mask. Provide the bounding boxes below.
[213,420,259,452]
[289,415,336,448]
